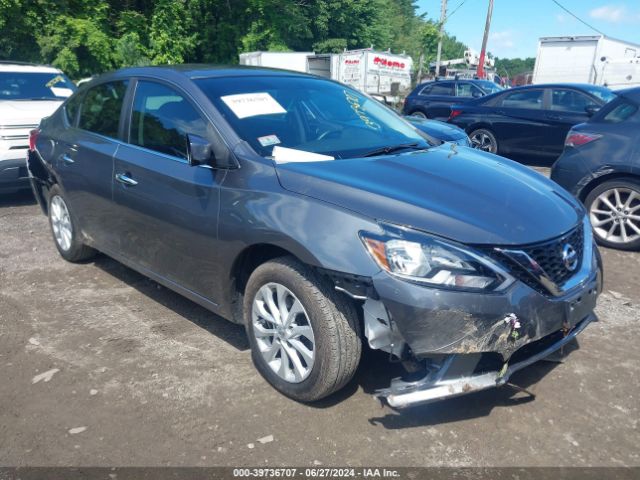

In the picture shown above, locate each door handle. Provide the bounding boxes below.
[62,154,75,165]
[547,114,562,120]
[115,173,138,186]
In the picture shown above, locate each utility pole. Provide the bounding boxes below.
[434,0,447,79]
[477,0,494,79]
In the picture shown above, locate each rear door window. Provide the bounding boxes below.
[500,89,543,109]
[429,82,454,96]
[551,89,596,113]
[129,80,208,160]
[78,81,128,138]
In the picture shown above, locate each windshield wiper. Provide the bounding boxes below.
[362,142,427,158]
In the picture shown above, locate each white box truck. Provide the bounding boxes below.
[239,51,314,73]
[307,49,413,101]
[601,57,640,89]
[532,35,640,88]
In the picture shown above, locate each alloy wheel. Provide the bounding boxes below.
[589,187,640,245]
[251,283,315,383]
[50,195,73,251]
[470,131,497,153]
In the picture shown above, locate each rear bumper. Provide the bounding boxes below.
[550,149,594,198]
[376,314,595,409]
[0,155,30,193]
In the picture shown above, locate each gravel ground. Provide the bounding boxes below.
[1,188,639,468]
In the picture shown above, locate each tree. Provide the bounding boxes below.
[494,57,536,79]
[0,0,470,80]
[38,3,115,78]
[149,0,196,64]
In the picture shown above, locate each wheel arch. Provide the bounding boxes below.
[466,122,494,135]
[578,171,640,202]
[408,107,429,117]
[225,242,322,324]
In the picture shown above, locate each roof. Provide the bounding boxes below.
[538,34,640,50]
[0,62,61,73]
[617,87,640,103]
[111,64,315,80]
[417,78,495,86]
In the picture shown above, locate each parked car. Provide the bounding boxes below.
[402,79,503,121]
[447,83,616,160]
[551,87,640,250]
[28,66,601,409]
[404,115,470,147]
[0,61,75,194]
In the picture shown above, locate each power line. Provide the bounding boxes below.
[550,0,606,36]
[442,0,470,25]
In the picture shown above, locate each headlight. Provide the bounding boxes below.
[360,226,513,292]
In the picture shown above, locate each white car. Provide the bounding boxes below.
[0,62,75,193]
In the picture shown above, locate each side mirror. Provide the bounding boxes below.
[187,134,213,166]
[585,105,600,117]
[472,91,483,98]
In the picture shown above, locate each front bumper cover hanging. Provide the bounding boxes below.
[375,314,595,409]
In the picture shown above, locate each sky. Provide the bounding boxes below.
[415,0,640,59]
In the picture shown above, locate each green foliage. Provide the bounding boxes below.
[149,0,196,64]
[313,38,348,54]
[0,0,477,80]
[441,34,467,61]
[38,13,116,78]
[494,57,536,78]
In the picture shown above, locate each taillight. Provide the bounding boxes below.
[565,131,601,148]
[29,128,40,151]
[449,109,462,121]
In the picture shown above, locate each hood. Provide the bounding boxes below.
[0,100,63,125]
[275,146,582,246]
[405,116,467,142]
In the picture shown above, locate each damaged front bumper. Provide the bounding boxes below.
[376,314,595,409]
[364,219,602,408]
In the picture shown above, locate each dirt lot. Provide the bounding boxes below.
[1,188,639,468]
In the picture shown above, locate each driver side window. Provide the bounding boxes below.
[130,81,208,160]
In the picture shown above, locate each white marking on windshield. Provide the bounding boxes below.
[221,92,286,119]
[271,146,334,164]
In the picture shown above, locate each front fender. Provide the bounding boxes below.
[215,156,383,317]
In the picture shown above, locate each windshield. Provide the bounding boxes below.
[0,71,76,100]
[476,80,503,94]
[196,76,431,160]
[583,85,617,104]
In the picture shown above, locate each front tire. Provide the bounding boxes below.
[469,128,498,153]
[244,257,361,402]
[48,185,96,262]
[585,179,640,251]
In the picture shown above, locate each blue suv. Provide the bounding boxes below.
[403,79,503,121]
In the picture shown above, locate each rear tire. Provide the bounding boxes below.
[585,179,640,251]
[469,128,498,154]
[48,185,96,262]
[244,257,361,402]
[409,110,428,119]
